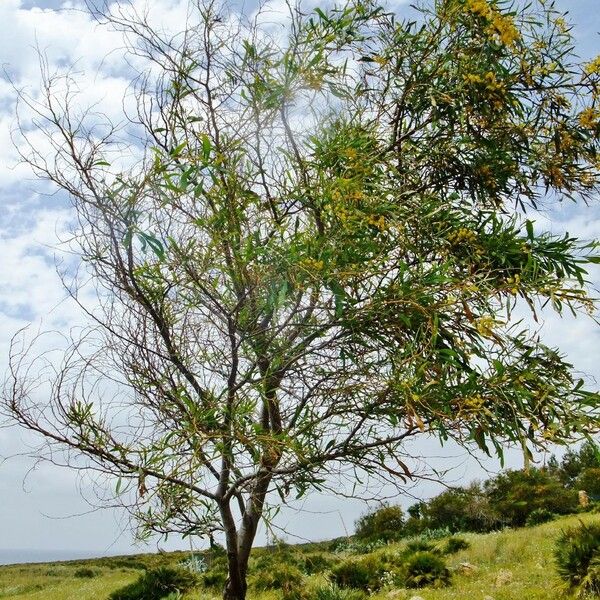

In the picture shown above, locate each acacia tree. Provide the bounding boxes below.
[4,0,600,597]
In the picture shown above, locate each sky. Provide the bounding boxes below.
[0,0,599,560]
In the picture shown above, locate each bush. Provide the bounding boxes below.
[526,508,556,527]
[310,583,367,600]
[331,554,391,591]
[108,566,198,600]
[401,551,451,589]
[420,484,502,533]
[252,562,304,595]
[485,468,578,527]
[576,468,600,499]
[403,540,437,555]
[73,567,97,578]
[555,521,600,597]
[443,536,470,554]
[355,504,405,542]
[302,552,335,574]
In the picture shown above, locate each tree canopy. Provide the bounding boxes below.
[3,0,600,597]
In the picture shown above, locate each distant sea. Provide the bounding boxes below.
[0,549,129,566]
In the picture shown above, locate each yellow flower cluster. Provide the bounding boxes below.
[506,273,521,295]
[578,108,599,129]
[448,227,478,245]
[585,56,600,76]
[304,71,323,91]
[367,214,386,231]
[462,394,486,411]
[475,315,497,337]
[299,257,324,272]
[464,71,507,110]
[465,0,520,46]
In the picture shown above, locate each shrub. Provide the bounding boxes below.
[310,583,367,600]
[420,484,502,533]
[252,562,304,594]
[401,551,451,589]
[403,540,437,555]
[526,508,556,527]
[302,552,335,574]
[443,536,470,554]
[485,468,578,527]
[330,554,390,591]
[73,567,97,578]
[108,566,198,600]
[576,468,600,499]
[555,521,600,597]
[355,504,405,542]
[201,568,227,589]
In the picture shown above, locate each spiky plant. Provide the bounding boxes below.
[554,521,600,597]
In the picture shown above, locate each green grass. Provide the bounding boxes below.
[1,513,597,599]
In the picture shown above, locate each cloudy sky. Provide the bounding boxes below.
[0,0,599,559]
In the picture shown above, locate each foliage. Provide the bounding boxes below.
[550,442,600,487]
[576,469,600,499]
[200,556,228,589]
[107,567,198,600]
[355,505,405,542]
[526,508,556,527]
[74,567,98,579]
[403,540,438,555]
[330,554,391,591]
[6,0,600,597]
[420,484,503,532]
[554,521,600,597]
[443,536,471,554]
[178,554,207,574]
[485,469,578,527]
[401,551,451,589]
[302,553,336,574]
[251,562,304,594]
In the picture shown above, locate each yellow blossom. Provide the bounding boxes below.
[578,108,599,129]
[475,315,497,337]
[585,56,600,76]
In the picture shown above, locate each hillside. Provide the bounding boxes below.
[0,513,597,600]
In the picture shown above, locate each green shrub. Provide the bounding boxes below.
[252,562,304,594]
[555,521,600,597]
[201,568,227,589]
[443,536,470,554]
[330,554,390,591]
[485,468,578,527]
[421,484,502,533]
[302,552,335,574]
[108,566,198,600]
[576,468,600,499]
[310,583,367,600]
[354,504,405,542]
[73,567,97,578]
[401,551,451,589]
[403,540,437,555]
[526,508,556,527]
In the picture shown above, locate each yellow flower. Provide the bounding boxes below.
[585,56,600,76]
[465,0,492,19]
[578,108,599,129]
[475,315,497,337]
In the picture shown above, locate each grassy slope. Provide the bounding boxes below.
[0,513,596,600]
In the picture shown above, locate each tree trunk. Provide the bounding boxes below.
[223,577,246,600]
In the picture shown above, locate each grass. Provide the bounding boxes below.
[0,513,597,599]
